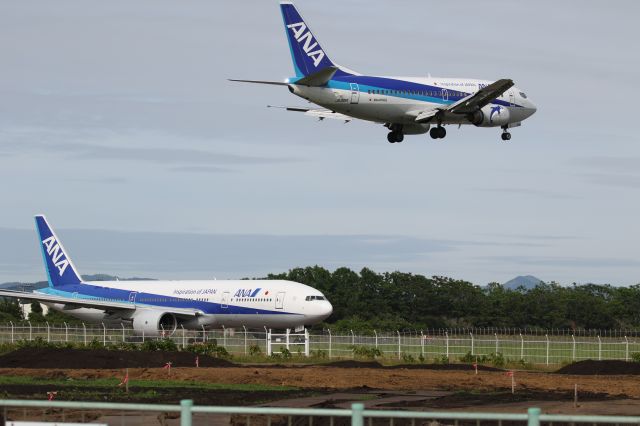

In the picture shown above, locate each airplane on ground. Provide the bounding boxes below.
[231,2,537,143]
[0,216,333,335]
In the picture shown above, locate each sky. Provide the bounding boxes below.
[1,0,639,285]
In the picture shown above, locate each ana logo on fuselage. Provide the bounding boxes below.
[41,236,69,277]
[234,288,262,298]
[489,106,502,124]
[286,22,325,67]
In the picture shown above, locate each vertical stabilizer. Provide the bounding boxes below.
[280,2,336,77]
[35,215,82,287]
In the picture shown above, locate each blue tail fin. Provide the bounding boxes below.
[280,2,336,77]
[35,215,82,287]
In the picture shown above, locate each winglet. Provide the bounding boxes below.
[34,215,82,288]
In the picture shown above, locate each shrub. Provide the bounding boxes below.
[350,345,382,359]
[141,338,178,352]
[310,349,327,359]
[85,338,104,350]
[248,344,263,356]
[185,342,231,359]
[434,354,449,364]
[401,353,416,363]
[487,352,506,368]
[280,347,292,359]
[631,352,640,363]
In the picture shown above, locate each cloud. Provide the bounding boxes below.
[473,187,580,200]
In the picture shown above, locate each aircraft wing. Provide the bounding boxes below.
[0,289,201,316]
[447,79,514,114]
[414,79,514,123]
[267,105,352,122]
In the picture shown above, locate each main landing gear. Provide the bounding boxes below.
[387,131,404,143]
[430,126,446,139]
[501,126,512,141]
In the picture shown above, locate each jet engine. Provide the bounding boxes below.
[131,310,177,336]
[468,104,511,127]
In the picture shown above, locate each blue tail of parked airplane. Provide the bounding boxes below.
[35,215,82,287]
[280,2,336,77]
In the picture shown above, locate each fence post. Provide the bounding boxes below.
[520,333,524,360]
[121,323,126,343]
[598,335,602,361]
[545,334,550,366]
[305,328,310,357]
[180,399,193,426]
[222,325,227,349]
[285,328,290,350]
[102,322,106,347]
[374,330,378,349]
[495,333,499,354]
[527,407,540,426]
[264,326,268,354]
[397,330,401,360]
[421,330,425,357]
[445,331,449,358]
[82,322,87,345]
[625,336,629,361]
[350,329,355,346]
[182,325,186,349]
[243,325,248,355]
[9,321,14,343]
[470,332,474,356]
[46,321,50,343]
[572,334,576,361]
[351,403,364,426]
[28,321,32,341]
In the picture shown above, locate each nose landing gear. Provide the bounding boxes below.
[501,126,512,141]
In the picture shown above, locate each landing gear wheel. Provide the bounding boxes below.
[501,132,511,141]
[437,126,446,139]
[430,128,439,139]
[387,132,404,143]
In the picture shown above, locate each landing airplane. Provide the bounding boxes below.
[231,2,536,143]
[0,216,333,335]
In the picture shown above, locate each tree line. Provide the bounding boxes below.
[266,266,640,332]
[2,266,639,331]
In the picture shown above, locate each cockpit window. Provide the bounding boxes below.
[305,295,326,301]
[519,92,528,99]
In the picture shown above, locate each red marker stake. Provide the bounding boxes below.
[47,391,57,401]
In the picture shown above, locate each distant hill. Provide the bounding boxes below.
[504,275,543,291]
[0,274,156,292]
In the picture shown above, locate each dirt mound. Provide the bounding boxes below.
[388,363,503,372]
[323,360,384,368]
[0,348,235,369]
[556,360,640,375]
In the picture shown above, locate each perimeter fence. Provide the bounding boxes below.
[2,400,640,426]
[2,322,640,366]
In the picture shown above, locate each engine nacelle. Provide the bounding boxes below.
[131,310,177,336]
[468,105,511,127]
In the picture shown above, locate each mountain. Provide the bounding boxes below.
[503,275,543,291]
[0,274,156,292]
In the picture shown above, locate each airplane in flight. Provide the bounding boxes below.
[231,2,537,143]
[0,216,333,335]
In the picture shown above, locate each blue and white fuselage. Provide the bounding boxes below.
[0,216,332,335]
[232,2,536,143]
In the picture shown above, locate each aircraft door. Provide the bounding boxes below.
[128,291,137,306]
[442,89,448,101]
[349,83,360,104]
[275,292,285,309]
[221,291,229,309]
[509,91,515,106]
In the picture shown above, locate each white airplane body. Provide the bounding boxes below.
[0,216,332,335]
[232,2,537,142]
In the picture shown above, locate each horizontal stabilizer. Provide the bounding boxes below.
[267,105,352,122]
[228,79,289,86]
[294,66,338,86]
